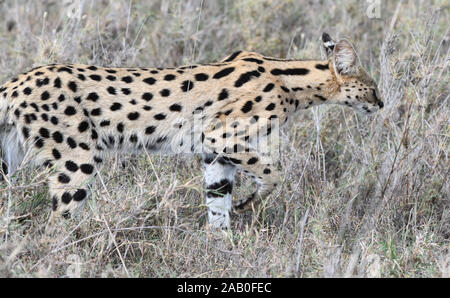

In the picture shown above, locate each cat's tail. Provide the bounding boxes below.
[0,87,25,179]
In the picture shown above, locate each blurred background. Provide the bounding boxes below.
[0,0,448,277]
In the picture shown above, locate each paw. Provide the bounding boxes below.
[232,193,256,214]
[49,209,71,223]
[208,210,230,230]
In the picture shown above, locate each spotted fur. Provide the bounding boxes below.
[0,33,383,229]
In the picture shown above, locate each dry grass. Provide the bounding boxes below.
[0,0,448,277]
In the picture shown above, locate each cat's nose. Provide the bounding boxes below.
[378,101,384,109]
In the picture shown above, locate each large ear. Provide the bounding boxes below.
[322,32,335,59]
[333,40,358,76]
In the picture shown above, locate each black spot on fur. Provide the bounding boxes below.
[247,157,258,165]
[143,77,156,85]
[52,131,63,143]
[154,113,166,120]
[41,91,50,101]
[202,154,216,165]
[181,80,194,92]
[39,127,50,138]
[54,77,62,88]
[94,156,103,163]
[292,87,304,92]
[90,129,98,140]
[243,57,264,64]
[91,108,102,116]
[68,81,77,92]
[34,137,44,148]
[107,86,116,95]
[86,92,99,102]
[36,77,49,87]
[234,70,260,87]
[213,67,235,79]
[64,106,77,116]
[223,51,242,62]
[160,89,171,97]
[80,164,94,174]
[145,126,156,135]
[23,87,32,95]
[52,148,61,160]
[195,73,209,81]
[241,101,253,113]
[61,192,72,204]
[169,104,182,112]
[164,74,176,81]
[270,68,310,76]
[121,76,133,83]
[265,103,276,111]
[100,120,110,127]
[49,116,58,125]
[57,67,72,74]
[51,196,58,210]
[65,161,79,172]
[129,134,138,143]
[78,121,89,132]
[281,86,290,93]
[67,137,77,149]
[88,74,101,81]
[263,83,275,92]
[73,189,87,201]
[315,63,329,70]
[58,173,71,184]
[229,157,242,164]
[128,112,140,120]
[218,88,229,101]
[110,102,122,111]
[206,179,233,197]
[142,92,153,101]
[79,143,90,150]
[22,127,30,138]
[314,94,327,101]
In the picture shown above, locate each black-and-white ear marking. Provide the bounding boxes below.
[322,32,359,76]
[322,32,336,58]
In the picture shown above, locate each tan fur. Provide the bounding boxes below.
[0,36,383,224]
